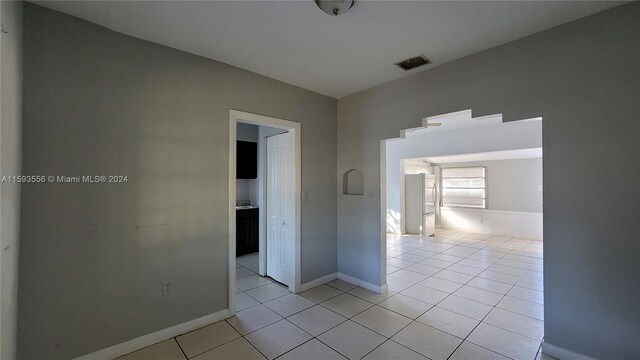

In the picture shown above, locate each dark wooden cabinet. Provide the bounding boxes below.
[236,208,259,256]
[237,141,257,179]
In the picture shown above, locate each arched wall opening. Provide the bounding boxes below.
[380,109,543,291]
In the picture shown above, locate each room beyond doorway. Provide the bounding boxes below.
[401,151,543,240]
[229,110,302,315]
[380,110,543,281]
[379,109,545,358]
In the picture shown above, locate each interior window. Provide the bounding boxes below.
[441,167,486,208]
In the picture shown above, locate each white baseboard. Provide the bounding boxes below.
[542,342,598,360]
[298,272,338,293]
[338,273,386,294]
[73,308,232,360]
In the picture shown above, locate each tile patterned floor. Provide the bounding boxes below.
[118,230,546,360]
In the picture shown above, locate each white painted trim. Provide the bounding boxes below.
[338,273,387,294]
[229,119,237,315]
[257,128,269,277]
[73,309,231,360]
[379,139,388,293]
[542,342,599,360]
[298,272,338,293]
[229,110,302,294]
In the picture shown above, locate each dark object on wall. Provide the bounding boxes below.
[236,208,259,256]
[237,141,257,179]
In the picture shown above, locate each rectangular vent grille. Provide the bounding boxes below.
[394,55,431,71]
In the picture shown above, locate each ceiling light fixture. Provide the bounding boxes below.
[315,0,357,16]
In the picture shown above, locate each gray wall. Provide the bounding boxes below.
[18,4,337,359]
[1,2,22,359]
[237,122,259,142]
[337,3,639,359]
[439,158,543,213]
[235,179,252,203]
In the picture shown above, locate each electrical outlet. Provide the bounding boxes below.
[368,187,375,198]
[161,282,172,296]
[303,191,309,201]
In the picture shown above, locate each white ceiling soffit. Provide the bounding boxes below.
[418,148,543,164]
[35,1,622,98]
[401,109,509,137]
[420,109,504,134]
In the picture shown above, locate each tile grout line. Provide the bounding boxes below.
[258,282,377,359]
[439,235,541,359]
[387,232,543,359]
[277,281,418,359]
[234,279,359,359]
[172,338,189,360]
[415,234,527,360]
[227,259,276,360]
[241,330,270,360]
[365,239,480,359]
[458,249,543,359]
[276,318,347,360]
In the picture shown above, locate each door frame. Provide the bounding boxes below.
[229,110,302,314]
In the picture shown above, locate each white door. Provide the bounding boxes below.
[266,131,295,286]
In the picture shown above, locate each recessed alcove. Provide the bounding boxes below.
[343,169,364,196]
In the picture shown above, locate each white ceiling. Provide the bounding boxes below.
[35,1,622,98]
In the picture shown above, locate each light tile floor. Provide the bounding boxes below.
[118,230,549,360]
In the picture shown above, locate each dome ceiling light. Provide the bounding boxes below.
[315,0,357,16]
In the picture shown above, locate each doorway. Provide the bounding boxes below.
[379,110,545,359]
[229,110,301,314]
[380,110,543,282]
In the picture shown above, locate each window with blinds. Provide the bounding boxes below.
[441,167,486,208]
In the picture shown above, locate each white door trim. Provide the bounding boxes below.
[379,139,389,291]
[229,110,302,315]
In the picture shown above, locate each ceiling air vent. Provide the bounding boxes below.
[394,55,431,71]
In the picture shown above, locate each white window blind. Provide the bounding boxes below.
[442,167,486,208]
